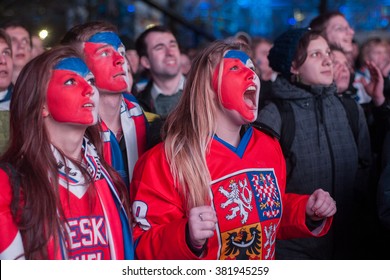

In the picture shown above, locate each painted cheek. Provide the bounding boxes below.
[46,73,70,122]
[221,76,249,115]
[221,75,255,121]
[84,43,106,85]
[84,43,115,90]
[213,60,243,108]
[47,85,88,123]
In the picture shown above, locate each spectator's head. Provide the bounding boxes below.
[268,27,309,80]
[330,45,351,93]
[135,25,181,80]
[269,28,333,86]
[0,29,13,91]
[359,37,390,72]
[120,35,139,75]
[61,21,132,93]
[167,40,258,127]
[180,52,191,76]
[11,45,97,138]
[251,37,273,80]
[310,11,355,53]
[2,20,32,83]
[234,31,252,46]
[31,35,45,59]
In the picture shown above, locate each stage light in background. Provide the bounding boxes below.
[39,29,48,40]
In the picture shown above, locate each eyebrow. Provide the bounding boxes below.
[307,48,329,53]
[88,43,112,51]
[152,40,177,50]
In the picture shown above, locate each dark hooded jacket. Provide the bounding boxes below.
[256,76,371,259]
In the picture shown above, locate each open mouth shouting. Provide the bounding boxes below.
[244,85,258,110]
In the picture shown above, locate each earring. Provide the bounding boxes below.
[296,73,301,83]
[291,73,300,83]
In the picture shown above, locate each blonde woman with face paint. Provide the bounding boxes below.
[130,40,335,260]
[0,46,133,260]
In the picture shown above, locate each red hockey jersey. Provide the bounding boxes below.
[0,139,132,259]
[131,127,332,260]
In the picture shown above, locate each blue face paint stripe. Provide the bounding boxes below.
[54,57,91,77]
[224,50,250,65]
[87,31,122,50]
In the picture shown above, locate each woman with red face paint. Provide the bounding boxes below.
[130,40,336,260]
[0,45,133,259]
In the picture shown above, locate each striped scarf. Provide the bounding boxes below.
[52,137,134,259]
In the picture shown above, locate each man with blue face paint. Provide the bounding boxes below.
[61,21,148,188]
[84,32,131,93]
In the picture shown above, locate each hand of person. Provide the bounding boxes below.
[305,188,337,221]
[359,61,385,106]
[188,206,217,248]
[380,60,390,78]
[333,63,349,93]
[333,62,343,78]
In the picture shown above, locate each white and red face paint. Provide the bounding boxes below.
[46,57,99,125]
[83,32,131,93]
[212,50,260,122]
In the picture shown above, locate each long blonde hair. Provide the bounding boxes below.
[162,40,246,210]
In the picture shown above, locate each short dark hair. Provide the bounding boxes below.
[135,25,173,58]
[60,21,118,45]
[119,35,135,50]
[293,30,323,69]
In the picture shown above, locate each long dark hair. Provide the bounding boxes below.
[0,45,129,259]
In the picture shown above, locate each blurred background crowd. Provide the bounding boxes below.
[1,0,389,51]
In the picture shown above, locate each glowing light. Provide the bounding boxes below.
[294,10,305,22]
[39,29,48,40]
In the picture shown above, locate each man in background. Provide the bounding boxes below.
[2,21,32,84]
[135,25,185,147]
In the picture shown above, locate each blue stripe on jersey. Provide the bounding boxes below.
[87,32,122,50]
[54,57,90,77]
[223,50,250,64]
[214,126,253,158]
